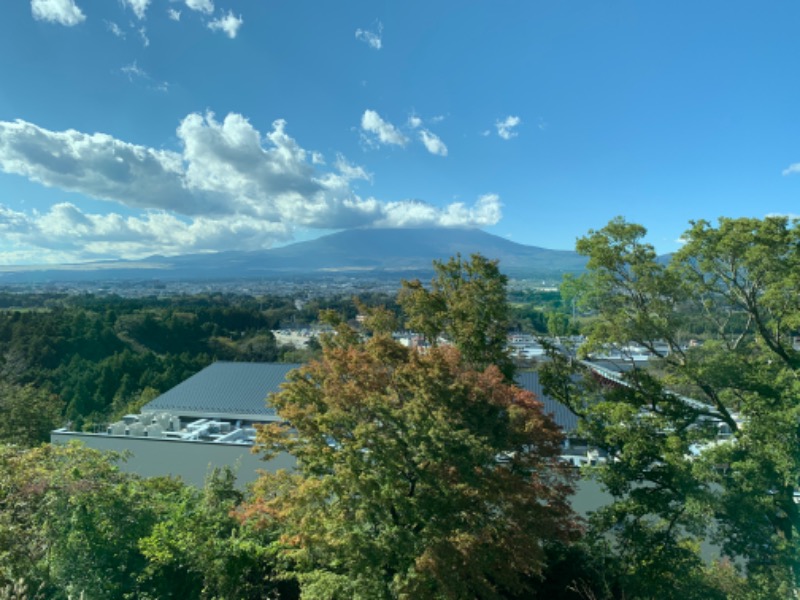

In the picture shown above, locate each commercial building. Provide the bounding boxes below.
[52,361,582,486]
[51,362,300,487]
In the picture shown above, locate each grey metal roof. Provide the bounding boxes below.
[143,361,579,431]
[144,362,302,421]
[515,371,579,432]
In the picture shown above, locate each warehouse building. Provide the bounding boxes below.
[52,361,582,487]
[51,362,300,487]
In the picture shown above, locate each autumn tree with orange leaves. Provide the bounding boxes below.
[242,256,577,600]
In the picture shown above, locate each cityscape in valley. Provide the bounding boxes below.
[2,0,800,597]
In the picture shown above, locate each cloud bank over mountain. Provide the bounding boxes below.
[0,113,501,263]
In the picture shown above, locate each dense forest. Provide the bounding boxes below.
[0,290,404,435]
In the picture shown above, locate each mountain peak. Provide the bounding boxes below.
[1,228,587,283]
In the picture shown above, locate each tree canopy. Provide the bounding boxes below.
[244,255,577,599]
[541,216,800,598]
[0,443,286,599]
[399,253,515,380]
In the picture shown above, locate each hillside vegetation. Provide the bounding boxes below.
[0,291,396,434]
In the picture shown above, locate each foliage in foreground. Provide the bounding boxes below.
[0,443,288,599]
[542,216,800,598]
[6,236,796,597]
[243,316,577,599]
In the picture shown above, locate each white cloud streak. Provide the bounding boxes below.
[0,118,192,213]
[168,8,181,21]
[361,110,408,147]
[355,21,383,50]
[121,62,146,79]
[375,194,501,228]
[208,10,243,38]
[419,130,448,157]
[496,115,521,140]
[766,212,800,219]
[105,20,125,38]
[185,0,213,14]
[0,203,293,264]
[120,62,169,92]
[30,0,85,26]
[0,114,502,261]
[122,0,150,20]
[782,163,800,176]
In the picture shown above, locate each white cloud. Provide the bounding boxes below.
[782,163,800,176]
[120,62,169,91]
[168,8,181,21]
[496,115,521,140]
[361,110,408,147]
[105,20,125,38]
[0,114,502,261]
[0,118,193,213]
[311,152,325,165]
[138,26,150,47]
[355,21,383,50]
[177,113,318,218]
[419,130,448,157]
[332,155,371,183]
[121,62,146,79]
[208,10,243,39]
[122,0,150,20]
[0,203,294,263]
[408,115,422,129]
[185,0,213,14]
[31,0,85,26]
[376,194,501,229]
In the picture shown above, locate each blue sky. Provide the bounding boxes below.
[1,1,799,264]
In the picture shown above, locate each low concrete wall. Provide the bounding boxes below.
[51,432,615,520]
[51,431,294,488]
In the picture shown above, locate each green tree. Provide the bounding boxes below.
[541,216,800,598]
[244,323,577,599]
[545,310,570,338]
[0,442,177,599]
[0,382,60,446]
[139,467,290,600]
[0,442,290,600]
[399,253,515,380]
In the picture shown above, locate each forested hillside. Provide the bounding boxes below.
[0,291,397,434]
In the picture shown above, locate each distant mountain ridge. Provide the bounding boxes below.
[0,228,588,283]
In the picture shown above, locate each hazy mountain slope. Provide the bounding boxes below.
[160,228,587,278]
[0,228,588,283]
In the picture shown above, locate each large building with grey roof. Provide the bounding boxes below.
[143,361,300,421]
[52,362,301,487]
[52,361,582,486]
